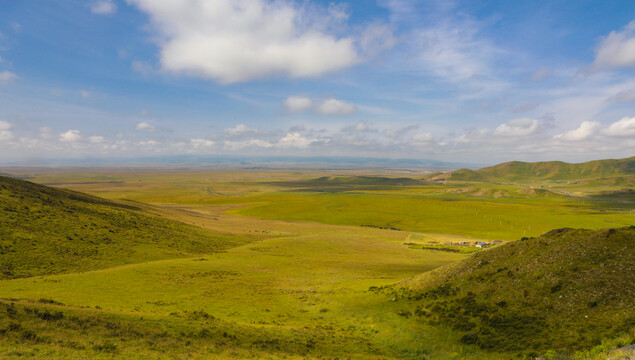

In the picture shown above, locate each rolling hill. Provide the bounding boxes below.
[430,156,635,182]
[0,176,248,279]
[391,226,635,354]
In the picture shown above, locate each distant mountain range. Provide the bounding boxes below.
[0,155,479,170]
[429,156,635,182]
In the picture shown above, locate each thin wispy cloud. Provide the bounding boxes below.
[91,0,117,15]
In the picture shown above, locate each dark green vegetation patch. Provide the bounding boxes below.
[393,227,635,354]
[0,176,247,278]
[270,175,425,193]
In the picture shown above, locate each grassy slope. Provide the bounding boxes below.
[391,227,635,355]
[0,176,248,278]
[432,156,635,182]
[0,208,472,359]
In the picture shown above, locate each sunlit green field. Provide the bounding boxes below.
[0,168,632,359]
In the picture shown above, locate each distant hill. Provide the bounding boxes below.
[429,156,635,182]
[0,176,247,279]
[393,227,635,354]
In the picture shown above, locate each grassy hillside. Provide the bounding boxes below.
[432,156,635,182]
[0,176,248,278]
[390,227,635,356]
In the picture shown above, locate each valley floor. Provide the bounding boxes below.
[0,168,633,359]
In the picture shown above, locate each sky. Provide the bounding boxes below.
[1,0,635,164]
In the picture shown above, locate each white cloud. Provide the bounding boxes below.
[603,117,635,137]
[283,96,313,113]
[315,98,357,115]
[89,135,105,143]
[555,121,600,141]
[384,125,418,139]
[139,140,160,146]
[91,0,117,15]
[80,90,91,99]
[190,138,215,148]
[59,130,81,142]
[494,118,539,137]
[342,122,376,133]
[412,132,433,143]
[0,71,17,84]
[594,20,635,69]
[277,132,314,148]
[0,131,13,141]
[136,122,156,132]
[224,124,257,136]
[224,139,274,150]
[0,121,12,141]
[128,0,360,84]
[359,22,396,58]
[282,95,357,115]
[412,20,497,83]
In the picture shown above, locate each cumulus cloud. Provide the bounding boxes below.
[59,130,81,142]
[383,125,419,139]
[190,138,215,148]
[411,132,433,143]
[494,118,539,137]
[454,129,490,144]
[283,96,313,113]
[282,95,357,115]
[555,121,600,141]
[342,122,376,133]
[315,98,357,115]
[0,71,17,84]
[139,140,160,146]
[128,0,360,84]
[89,135,105,143]
[91,0,117,15]
[224,139,274,150]
[224,124,258,136]
[277,132,315,148]
[0,121,12,141]
[603,117,635,137]
[136,121,156,132]
[594,20,635,69]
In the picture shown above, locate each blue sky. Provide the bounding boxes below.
[1,0,634,164]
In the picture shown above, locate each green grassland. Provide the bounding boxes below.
[0,164,633,359]
[391,227,635,357]
[0,175,249,278]
[430,156,634,183]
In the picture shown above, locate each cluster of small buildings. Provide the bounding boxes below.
[449,240,503,248]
